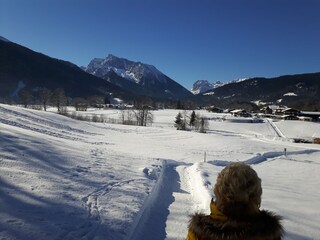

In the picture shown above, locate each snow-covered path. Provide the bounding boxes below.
[130,162,194,240]
[266,118,286,138]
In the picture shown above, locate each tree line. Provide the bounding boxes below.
[16,88,213,129]
[18,88,106,112]
[18,88,154,127]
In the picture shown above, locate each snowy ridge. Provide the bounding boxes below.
[126,159,170,240]
[208,149,320,167]
[191,78,251,95]
[85,54,167,84]
[233,78,250,83]
[283,92,297,97]
[191,80,224,95]
[83,54,193,99]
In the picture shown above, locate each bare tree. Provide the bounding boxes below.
[88,95,104,109]
[194,113,201,130]
[119,110,136,125]
[199,117,209,133]
[52,88,67,112]
[132,97,154,126]
[73,97,88,111]
[19,89,33,108]
[120,110,126,124]
[133,108,153,126]
[38,88,51,111]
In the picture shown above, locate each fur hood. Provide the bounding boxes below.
[188,210,283,240]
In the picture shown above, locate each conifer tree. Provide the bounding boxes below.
[174,112,186,130]
[190,110,196,127]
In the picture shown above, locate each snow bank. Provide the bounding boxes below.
[126,160,166,239]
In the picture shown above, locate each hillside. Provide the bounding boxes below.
[202,73,320,110]
[0,39,127,100]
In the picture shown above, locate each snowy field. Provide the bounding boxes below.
[1,104,320,240]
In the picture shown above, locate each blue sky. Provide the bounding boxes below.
[1,0,320,89]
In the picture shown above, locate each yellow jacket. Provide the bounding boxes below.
[186,201,227,240]
[186,201,283,240]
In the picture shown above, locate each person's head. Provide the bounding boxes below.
[213,162,262,218]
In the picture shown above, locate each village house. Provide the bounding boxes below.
[299,111,320,122]
[274,106,288,115]
[282,108,300,116]
[281,115,299,120]
[208,106,224,113]
[260,106,273,114]
[298,116,312,121]
[230,109,252,117]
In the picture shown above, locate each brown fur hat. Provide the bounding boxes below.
[213,162,262,219]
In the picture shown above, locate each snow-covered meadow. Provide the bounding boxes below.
[1,104,320,240]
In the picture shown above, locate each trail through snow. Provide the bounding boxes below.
[129,162,194,240]
[266,119,286,138]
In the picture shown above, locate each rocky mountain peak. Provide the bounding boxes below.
[191,80,225,95]
[85,54,167,84]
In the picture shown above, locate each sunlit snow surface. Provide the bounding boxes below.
[1,104,320,240]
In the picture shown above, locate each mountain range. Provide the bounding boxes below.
[1,36,320,110]
[201,73,320,110]
[0,38,127,100]
[0,37,191,102]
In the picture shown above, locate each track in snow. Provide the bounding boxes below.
[208,149,320,167]
[266,119,286,138]
[61,178,146,240]
[129,162,192,240]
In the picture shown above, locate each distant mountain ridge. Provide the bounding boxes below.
[84,54,192,99]
[0,37,127,100]
[191,80,225,94]
[0,37,192,102]
[1,36,320,110]
[201,73,320,110]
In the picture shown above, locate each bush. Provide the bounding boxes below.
[92,114,103,123]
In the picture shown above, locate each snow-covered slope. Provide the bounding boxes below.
[199,74,320,111]
[1,104,320,240]
[0,40,125,99]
